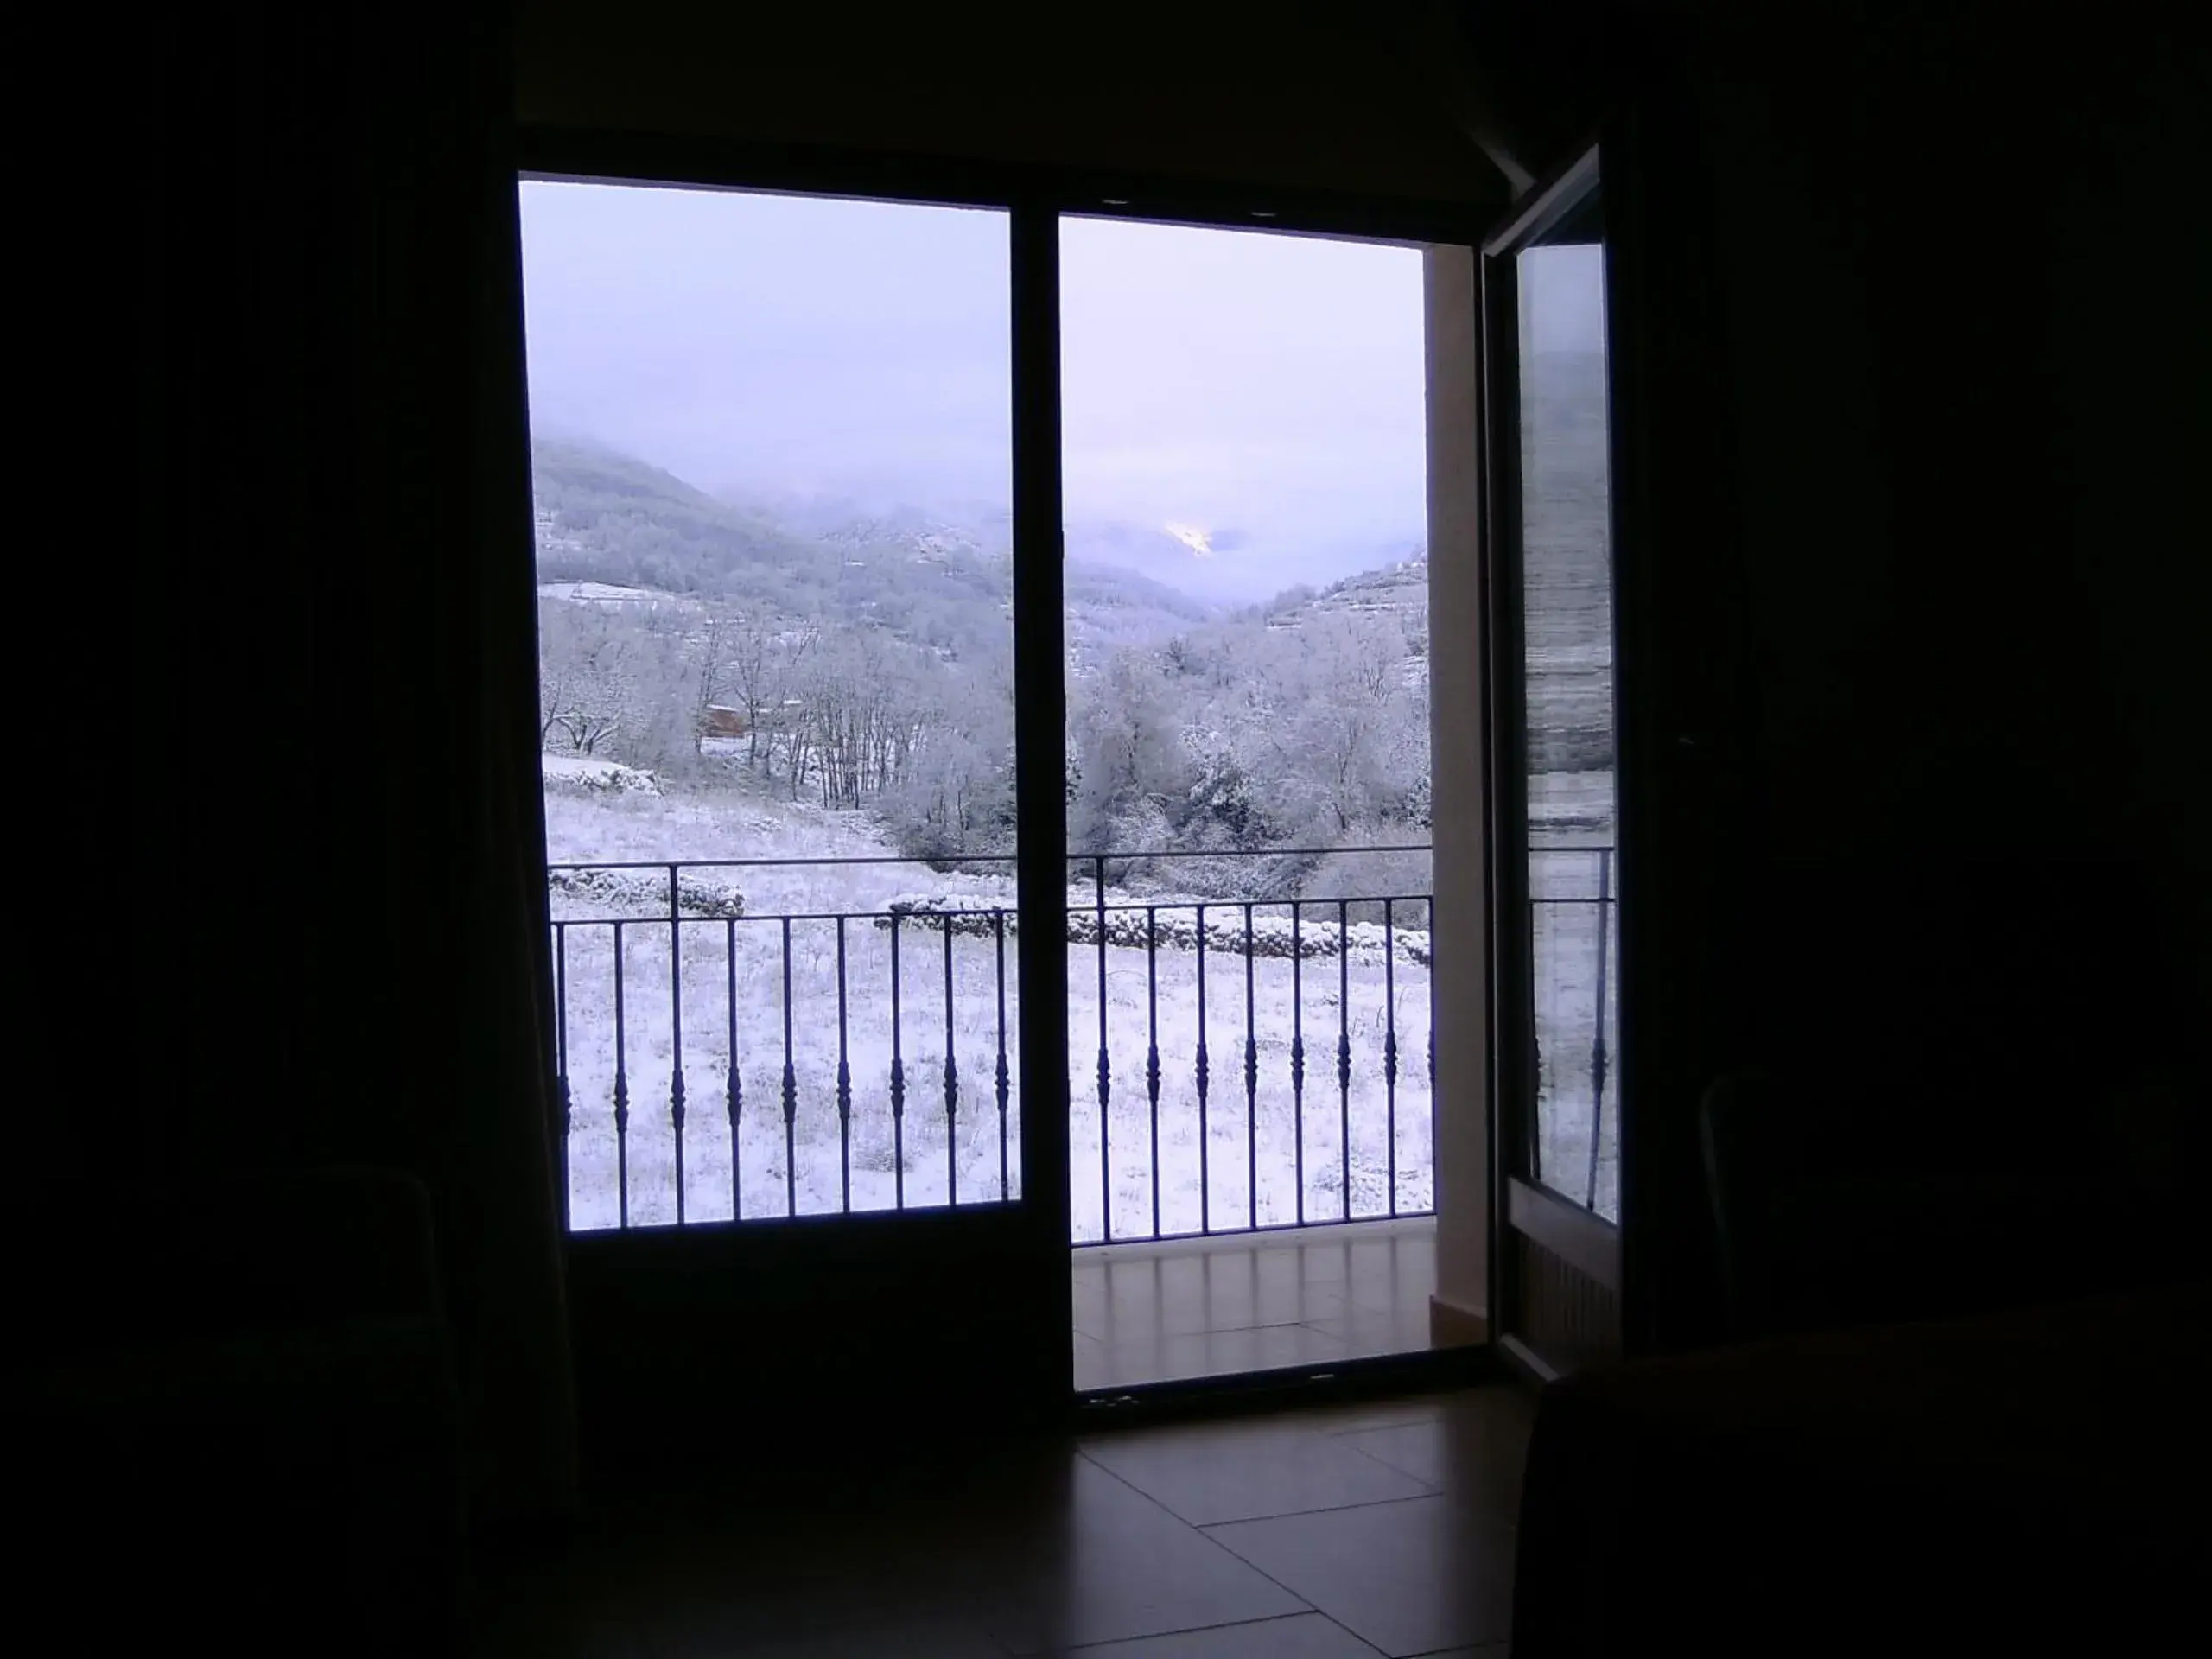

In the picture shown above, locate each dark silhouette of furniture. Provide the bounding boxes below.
[1511,1278,2212,1656]
[26,1168,464,1656]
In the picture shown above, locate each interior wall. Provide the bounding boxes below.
[1656,0,2209,1324]
[1424,244,1491,1337]
[2045,32,2209,1027]
[512,1,1510,207]
[1690,1,2205,999]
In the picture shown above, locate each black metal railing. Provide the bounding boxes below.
[1058,848,1434,1246]
[1526,846,1620,1219]
[548,851,1022,1235]
[545,844,1618,1238]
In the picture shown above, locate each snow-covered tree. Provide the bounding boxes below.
[1067,649,1192,855]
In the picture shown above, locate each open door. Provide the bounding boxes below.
[1482,148,1626,1380]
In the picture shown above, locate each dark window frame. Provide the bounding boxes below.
[1478,144,1625,1347]
[518,128,1507,1411]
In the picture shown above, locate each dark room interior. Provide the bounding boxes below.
[55,3,2211,1654]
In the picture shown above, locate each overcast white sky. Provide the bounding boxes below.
[518,181,1431,599]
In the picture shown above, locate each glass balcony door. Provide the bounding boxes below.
[1482,147,1625,1376]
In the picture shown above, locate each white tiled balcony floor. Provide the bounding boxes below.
[1071,1216,1439,1392]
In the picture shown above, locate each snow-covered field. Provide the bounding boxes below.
[544,784,1618,1235]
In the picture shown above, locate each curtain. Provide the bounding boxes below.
[136,2,576,1528]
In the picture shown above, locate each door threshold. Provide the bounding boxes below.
[1073,1344,1504,1433]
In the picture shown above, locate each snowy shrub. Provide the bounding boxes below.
[1181,748,1269,845]
[1402,769,1433,830]
[1299,836,1433,930]
[874,894,1428,967]
[548,867,744,918]
[541,753,663,797]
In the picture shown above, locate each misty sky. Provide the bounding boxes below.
[518,181,1429,599]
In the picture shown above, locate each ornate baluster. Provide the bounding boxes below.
[1095,856,1110,1243]
[668,866,686,1226]
[1243,901,1258,1230]
[1145,906,1161,1240]
[1532,1014,1546,1191]
[994,910,1010,1201]
[1290,902,1305,1226]
[780,917,798,1218]
[1586,850,1614,1211]
[1428,906,1437,1211]
[890,914,906,1211]
[555,922,571,1232]
[1428,950,1436,1089]
[943,916,959,1205]
[613,920,630,1231]
[1195,903,1210,1235]
[1338,899,1351,1221]
[836,916,852,1215]
[1385,897,1400,1217]
[726,918,741,1222]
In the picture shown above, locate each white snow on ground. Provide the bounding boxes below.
[545,782,1619,1236]
[536,580,678,607]
[540,753,663,795]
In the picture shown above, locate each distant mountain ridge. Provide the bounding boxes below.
[533,437,1227,660]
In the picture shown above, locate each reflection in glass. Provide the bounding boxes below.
[1516,193,1619,1218]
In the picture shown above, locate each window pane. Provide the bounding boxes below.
[520,181,1018,1231]
[1515,188,1619,1218]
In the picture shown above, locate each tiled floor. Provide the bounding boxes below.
[1073,1218,1440,1392]
[472,1382,1533,1657]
